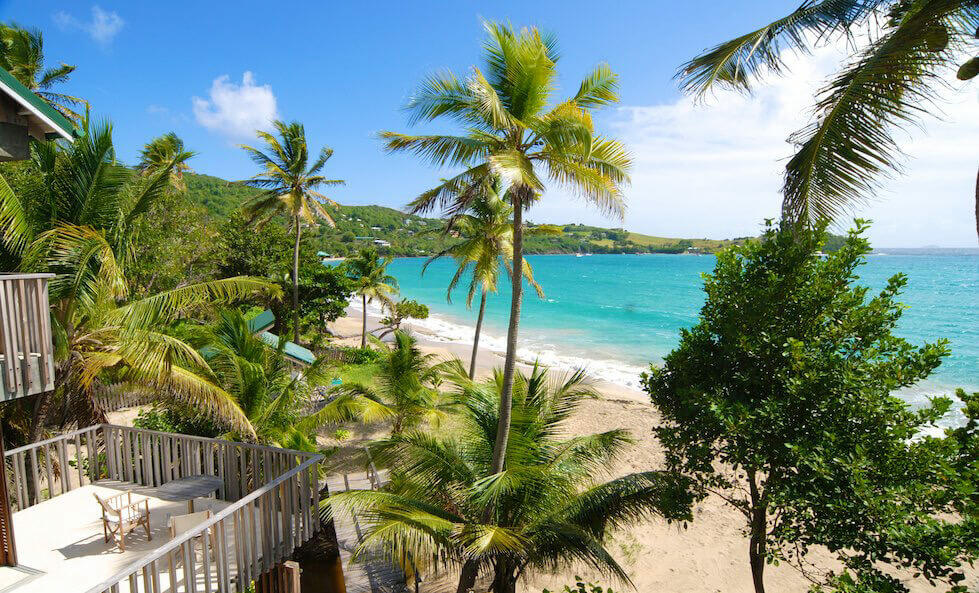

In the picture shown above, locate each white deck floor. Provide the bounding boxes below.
[8,481,231,593]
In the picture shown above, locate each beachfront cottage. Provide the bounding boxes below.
[0,67,323,593]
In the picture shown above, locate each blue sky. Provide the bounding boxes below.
[5,1,979,246]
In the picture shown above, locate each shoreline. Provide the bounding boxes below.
[326,308,973,592]
[336,300,651,402]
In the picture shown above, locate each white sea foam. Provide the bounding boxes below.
[348,299,650,392]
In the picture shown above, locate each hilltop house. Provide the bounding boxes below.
[0,68,323,593]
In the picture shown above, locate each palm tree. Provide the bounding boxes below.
[345,246,399,348]
[328,331,459,434]
[677,1,979,238]
[325,364,693,593]
[197,310,339,450]
[137,132,196,192]
[383,21,631,476]
[0,120,276,442]
[423,178,547,379]
[0,23,87,121]
[240,120,345,343]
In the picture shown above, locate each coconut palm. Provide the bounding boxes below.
[423,178,548,379]
[0,120,275,442]
[137,132,196,192]
[0,23,87,121]
[325,364,693,593]
[677,1,979,238]
[345,246,399,348]
[327,331,459,434]
[384,21,631,475]
[240,120,345,343]
[197,309,338,450]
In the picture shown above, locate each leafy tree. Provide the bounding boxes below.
[215,212,350,341]
[643,221,978,593]
[424,178,547,378]
[345,246,398,348]
[377,298,428,338]
[296,261,351,343]
[240,120,345,342]
[0,23,87,121]
[0,120,274,442]
[128,134,214,296]
[216,211,295,281]
[327,363,692,593]
[384,21,631,479]
[136,132,196,191]
[677,2,979,237]
[328,331,457,434]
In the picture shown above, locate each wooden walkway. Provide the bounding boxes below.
[325,470,408,593]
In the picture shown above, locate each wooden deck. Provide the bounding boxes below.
[10,481,234,593]
[325,470,408,593]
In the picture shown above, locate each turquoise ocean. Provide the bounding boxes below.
[376,251,978,426]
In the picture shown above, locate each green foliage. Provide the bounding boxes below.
[326,363,693,593]
[644,220,978,593]
[378,298,428,337]
[327,331,456,434]
[0,120,271,437]
[0,22,87,121]
[331,428,351,442]
[678,1,979,228]
[128,190,217,297]
[543,578,617,593]
[340,347,383,365]
[133,404,221,439]
[215,212,350,340]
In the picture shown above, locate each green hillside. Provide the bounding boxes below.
[182,172,748,256]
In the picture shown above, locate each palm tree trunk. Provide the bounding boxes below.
[361,294,368,349]
[469,291,487,379]
[456,559,479,593]
[974,164,978,242]
[490,188,526,475]
[292,217,302,344]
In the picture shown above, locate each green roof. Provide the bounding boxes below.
[0,67,78,140]
[259,332,316,365]
[246,309,276,333]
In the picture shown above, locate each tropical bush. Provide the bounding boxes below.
[326,363,693,593]
[644,221,979,593]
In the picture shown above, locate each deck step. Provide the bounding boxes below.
[326,471,407,593]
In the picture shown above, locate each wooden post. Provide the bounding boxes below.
[258,561,301,593]
[0,431,17,565]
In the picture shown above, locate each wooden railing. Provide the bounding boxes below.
[0,273,55,401]
[3,425,322,593]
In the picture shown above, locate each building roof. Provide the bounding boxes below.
[258,332,316,365]
[246,309,276,333]
[0,67,78,141]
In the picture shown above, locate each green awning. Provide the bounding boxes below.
[246,309,275,333]
[259,332,316,365]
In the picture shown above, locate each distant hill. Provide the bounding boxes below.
[181,172,756,257]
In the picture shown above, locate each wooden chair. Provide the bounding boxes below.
[168,509,217,562]
[94,491,151,552]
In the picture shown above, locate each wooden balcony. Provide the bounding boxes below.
[0,274,55,402]
[2,424,322,593]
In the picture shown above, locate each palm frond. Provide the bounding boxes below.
[677,0,887,96]
[782,2,967,223]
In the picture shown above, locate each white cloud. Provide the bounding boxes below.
[527,43,979,247]
[192,72,279,141]
[53,6,124,45]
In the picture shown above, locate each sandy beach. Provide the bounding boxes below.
[326,308,971,593]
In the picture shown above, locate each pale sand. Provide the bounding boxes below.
[328,311,973,593]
